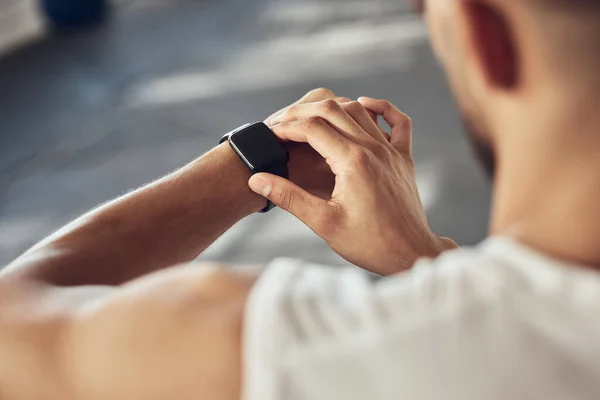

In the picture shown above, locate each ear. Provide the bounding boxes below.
[462,1,520,89]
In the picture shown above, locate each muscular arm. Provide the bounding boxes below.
[0,89,339,399]
[1,143,264,286]
[0,141,269,399]
[0,88,341,286]
[0,138,318,400]
[0,90,457,400]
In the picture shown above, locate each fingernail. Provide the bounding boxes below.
[249,175,272,197]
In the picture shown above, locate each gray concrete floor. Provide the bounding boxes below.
[0,0,491,268]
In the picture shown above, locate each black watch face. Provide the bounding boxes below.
[229,122,289,172]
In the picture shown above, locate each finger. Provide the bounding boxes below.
[364,108,389,140]
[358,97,413,155]
[366,108,380,125]
[271,119,353,163]
[340,101,389,144]
[299,91,351,106]
[272,100,377,146]
[265,91,350,127]
[298,87,337,103]
[268,98,350,127]
[335,97,352,103]
[248,173,333,236]
[265,88,336,125]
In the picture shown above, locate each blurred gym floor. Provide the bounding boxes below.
[0,0,491,268]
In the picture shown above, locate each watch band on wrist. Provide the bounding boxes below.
[220,122,290,213]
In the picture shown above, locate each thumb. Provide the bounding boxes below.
[248,173,329,229]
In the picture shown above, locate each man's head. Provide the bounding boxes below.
[412,0,600,179]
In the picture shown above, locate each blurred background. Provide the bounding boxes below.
[0,0,491,268]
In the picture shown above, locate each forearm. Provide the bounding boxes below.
[2,143,264,286]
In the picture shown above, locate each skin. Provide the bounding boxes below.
[3,0,600,398]
[251,98,456,275]
[423,0,600,266]
[0,88,450,399]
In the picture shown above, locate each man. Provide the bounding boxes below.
[1,0,600,398]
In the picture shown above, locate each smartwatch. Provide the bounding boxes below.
[220,122,290,213]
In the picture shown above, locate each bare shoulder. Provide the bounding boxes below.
[66,264,258,400]
[0,279,110,399]
[0,264,258,400]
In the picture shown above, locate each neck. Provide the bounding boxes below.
[490,93,600,267]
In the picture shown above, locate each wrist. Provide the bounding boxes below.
[188,143,266,217]
[437,236,459,251]
[379,233,458,276]
[422,234,459,259]
[407,232,459,269]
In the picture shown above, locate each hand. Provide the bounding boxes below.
[249,98,457,275]
[265,88,351,199]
